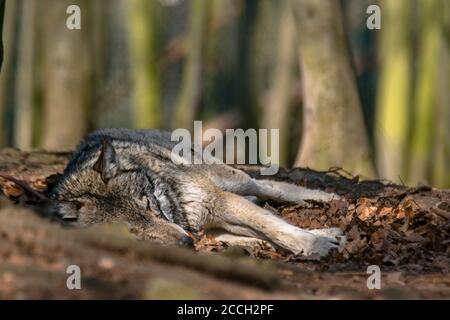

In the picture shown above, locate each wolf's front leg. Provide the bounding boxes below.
[212,191,342,256]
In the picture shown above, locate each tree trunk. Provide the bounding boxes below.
[410,0,449,187]
[41,0,91,150]
[375,0,412,183]
[0,0,19,147]
[127,0,162,129]
[173,0,209,129]
[0,0,5,146]
[0,0,7,146]
[237,0,259,130]
[14,0,35,150]
[432,39,450,188]
[0,0,5,71]
[261,0,296,167]
[292,0,374,177]
[432,0,450,188]
[92,0,131,129]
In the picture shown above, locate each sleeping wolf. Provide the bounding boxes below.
[49,128,343,256]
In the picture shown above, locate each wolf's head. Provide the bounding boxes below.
[49,139,192,247]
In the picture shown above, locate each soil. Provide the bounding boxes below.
[0,148,449,299]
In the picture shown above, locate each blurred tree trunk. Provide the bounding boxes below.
[261,0,296,167]
[127,0,162,129]
[14,0,35,150]
[428,0,450,188]
[0,0,7,146]
[439,0,450,188]
[0,0,4,71]
[202,0,240,123]
[174,0,210,129]
[91,0,106,129]
[432,42,450,188]
[237,0,259,130]
[0,0,19,147]
[409,0,448,187]
[375,0,412,182]
[41,0,91,150]
[93,0,131,129]
[292,0,374,177]
[445,0,450,50]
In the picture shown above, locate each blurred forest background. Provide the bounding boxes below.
[0,0,449,188]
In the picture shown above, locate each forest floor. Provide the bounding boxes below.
[0,148,449,299]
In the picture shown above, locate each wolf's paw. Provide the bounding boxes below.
[284,229,341,257]
[306,228,346,255]
[301,234,340,257]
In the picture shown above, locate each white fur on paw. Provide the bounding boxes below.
[302,235,339,257]
[308,227,346,251]
[282,229,340,257]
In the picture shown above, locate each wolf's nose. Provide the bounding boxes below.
[177,235,194,248]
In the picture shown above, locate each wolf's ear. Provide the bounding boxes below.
[93,139,119,184]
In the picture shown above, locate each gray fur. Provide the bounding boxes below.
[50,128,343,256]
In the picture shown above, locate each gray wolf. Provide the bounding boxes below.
[50,128,344,256]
